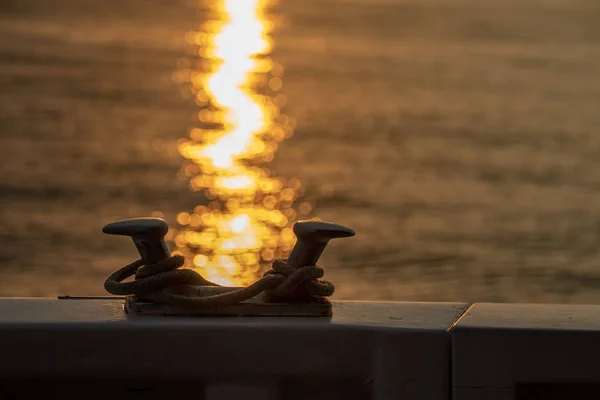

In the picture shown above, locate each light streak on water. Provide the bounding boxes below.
[171,0,312,285]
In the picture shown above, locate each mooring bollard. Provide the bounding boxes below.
[101,217,354,317]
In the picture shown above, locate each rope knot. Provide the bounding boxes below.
[103,255,215,296]
[263,258,335,302]
[104,257,334,309]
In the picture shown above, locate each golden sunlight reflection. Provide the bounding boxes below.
[171,0,311,286]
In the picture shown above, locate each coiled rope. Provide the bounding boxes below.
[104,255,335,309]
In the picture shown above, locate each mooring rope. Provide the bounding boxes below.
[104,256,335,309]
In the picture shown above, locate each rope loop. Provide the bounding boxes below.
[104,256,334,309]
[264,259,335,301]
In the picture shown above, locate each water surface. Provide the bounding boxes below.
[1,0,600,303]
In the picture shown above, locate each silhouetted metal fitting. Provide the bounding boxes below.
[287,221,355,269]
[102,218,171,265]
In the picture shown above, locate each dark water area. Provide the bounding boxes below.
[2,0,600,303]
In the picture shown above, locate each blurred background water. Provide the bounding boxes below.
[1,0,600,303]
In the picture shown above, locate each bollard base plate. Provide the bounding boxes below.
[124,295,332,317]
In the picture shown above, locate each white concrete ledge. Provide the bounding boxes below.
[0,298,468,400]
[452,303,600,400]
